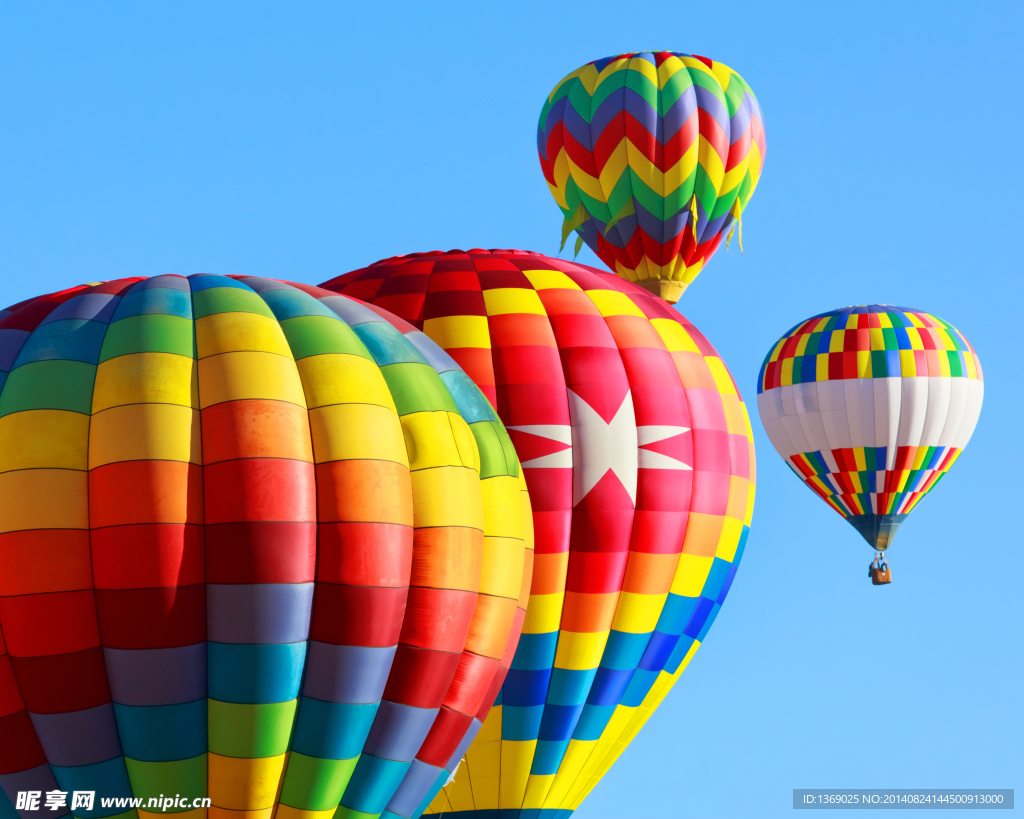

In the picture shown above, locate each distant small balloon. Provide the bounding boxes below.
[537,51,766,303]
[756,305,983,551]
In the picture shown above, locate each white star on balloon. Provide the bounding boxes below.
[567,388,639,505]
[509,389,693,508]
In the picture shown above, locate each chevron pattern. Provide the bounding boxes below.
[538,52,766,303]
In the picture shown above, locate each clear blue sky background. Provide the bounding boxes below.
[1,2,1020,817]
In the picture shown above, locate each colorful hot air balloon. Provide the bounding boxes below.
[321,249,755,818]
[756,305,983,557]
[537,52,766,304]
[0,275,533,819]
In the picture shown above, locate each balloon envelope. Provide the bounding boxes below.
[538,52,766,303]
[756,305,983,550]
[322,249,755,818]
[0,275,531,819]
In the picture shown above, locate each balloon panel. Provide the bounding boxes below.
[321,249,756,818]
[538,52,766,302]
[0,275,531,819]
[756,305,983,549]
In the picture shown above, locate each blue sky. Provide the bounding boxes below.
[1,1,1021,817]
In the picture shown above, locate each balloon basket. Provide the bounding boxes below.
[869,565,892,585]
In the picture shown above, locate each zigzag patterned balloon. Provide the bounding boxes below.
[538,52,766,303]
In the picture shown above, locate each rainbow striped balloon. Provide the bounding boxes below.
[538,52,766,303]
[0,275,531,819]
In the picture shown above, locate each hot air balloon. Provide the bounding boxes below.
[538,52,766,304]
[0,275,533,819]
[320,249,755,818]
[756,305,982,582]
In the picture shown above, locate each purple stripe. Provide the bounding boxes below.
[590,91,625,145]
[319,295,386,327]
[103,645,206,706]
[29,703,122,767]
[363,700,439,761]
[385,758,444,817]
[127,275,190,292]
[0,766,70,819]
[403,331,460,373]
[445,717,481,770]
[623,88,658,137]
[0,329,30,372]
[207,583,313,644]
[662,87,698,142]
[729,96,752,146]
[302,642,397,704]
[560,97,593,152]
[39,294,120,326]
[694,85,731,141]
[235,276,296,294]
[541,94,567,142]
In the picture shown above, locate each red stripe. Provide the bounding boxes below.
[91,524,204,589]
[205,521,316,584]
[309,584,407,647]
[382,645,462,708]
[9,648,110,713]
[95,585,205,649]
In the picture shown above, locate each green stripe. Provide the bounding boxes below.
[207,699,297,757]
[192,287,276,320]
[0,360,95,417]
[279,753,357,811]
[99,314,194,362]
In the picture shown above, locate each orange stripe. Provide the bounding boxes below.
[201,399,313,463]
[315,459,413,525]
[410,526,484,591]
[559,591,618,632]
[89,461,203,527]
[620,552,680,595]
[464,594,519,658]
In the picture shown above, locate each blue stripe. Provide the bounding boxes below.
[599,630,649,670]
[291,698,379,760]
[537,704,583,741]
[637,632,678,672]
[188,275,252,292]
[586,667,632,706]
[500,704,544,741]
[684,597,716,639]
[530,740,570,775]
[545,668,596,706]
[113,700,206,761]
[260,289,337,320]
[112,288,194,321]
[509,632,558,670]
[13,320,108,367]
[341,754,412,814]
[664,635,696,674]
[440,370,497,423]
[502,668,551,707]
[208,642,306,703]
[572,703,616,741]
[49,758,133,818]
[619,668,659,708]
[353,322,428,366]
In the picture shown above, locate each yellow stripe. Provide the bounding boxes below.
[411,466,484,530]
[90,404,200,467]
[198,351,306,409]
[93,352,198,411]
[422,315,491,350]
[307,403,407,466]
[0,410,90,471]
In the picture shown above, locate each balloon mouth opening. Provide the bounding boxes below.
[847,513,907,551]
